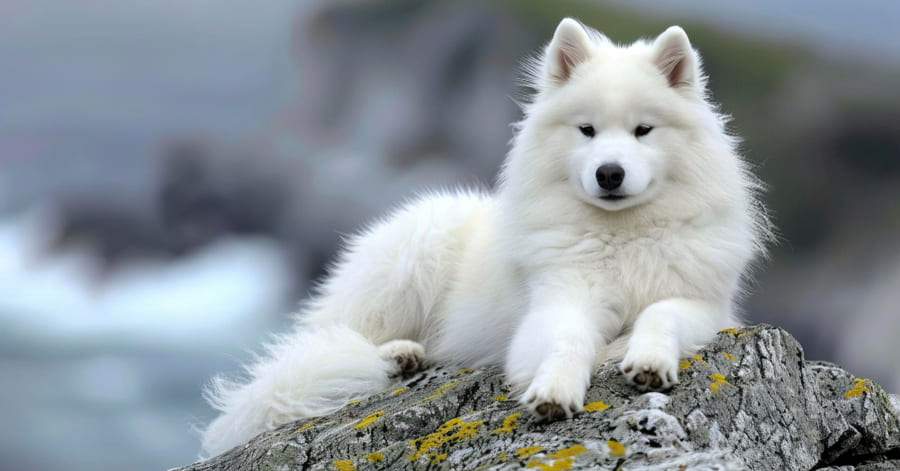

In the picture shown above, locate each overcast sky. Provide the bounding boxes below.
[610,0,900,64]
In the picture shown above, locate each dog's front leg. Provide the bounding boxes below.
[621,298,731,391]
[505,278,607,421]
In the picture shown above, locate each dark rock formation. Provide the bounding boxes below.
[174,325,900,470]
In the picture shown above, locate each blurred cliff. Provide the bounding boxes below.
[0,1,898,470]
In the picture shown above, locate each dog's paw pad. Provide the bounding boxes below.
[521,382,583,422]
[393,351,425,376]
[632,367,668,390]
[378,340,427,378]
[620,353,678,392]
[532,401,572,422]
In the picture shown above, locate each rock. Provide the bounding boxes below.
[174,325,900,470]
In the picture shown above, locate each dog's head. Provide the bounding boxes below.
[521,19,720,212]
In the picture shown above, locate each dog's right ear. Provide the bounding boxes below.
[543,18,594,86]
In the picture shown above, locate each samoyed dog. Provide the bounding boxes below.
[200,18,769,457]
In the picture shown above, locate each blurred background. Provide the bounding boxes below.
[1,0,898,469]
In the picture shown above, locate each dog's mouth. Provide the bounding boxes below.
[599,193,627,201]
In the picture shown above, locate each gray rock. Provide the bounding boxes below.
[174,325,900,470]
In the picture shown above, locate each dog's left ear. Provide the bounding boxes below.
[652,26,700,89]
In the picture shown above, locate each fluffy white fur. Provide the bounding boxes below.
[200,18,770,457]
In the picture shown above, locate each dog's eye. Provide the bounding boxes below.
[578,124,595,138]
[634,124,653,138]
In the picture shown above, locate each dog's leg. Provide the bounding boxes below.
[620,298,730,391]
[505,278,607,421]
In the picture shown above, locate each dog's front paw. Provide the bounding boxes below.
[378,340,428,378]
[620,348,678,392]
[521,376,586,422]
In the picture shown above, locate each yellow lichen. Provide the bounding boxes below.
[719,327,741,335]
[547,444,587,458]
[392,387,405,395]
[679,359,692,370]
[710,373,730,393]
[332,459,355,471]
[607,440,625,457]
[493,412,520,433]
[516,445,543,459]
[408,416,483,460]
[493,395,508,401]
[364,451,385,463]
[354,410,384,429]
[293,422,314,434]
[584,401,610,412]
[421,380,460,401]
[693,354,708,364]
[456,368,474,374]
[526,457,574,470]
[498,453,507,460]
[723,353,734,360]
[844,378,869,398]
[346,398,363,405]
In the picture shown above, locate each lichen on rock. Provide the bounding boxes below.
[173,325,900,471]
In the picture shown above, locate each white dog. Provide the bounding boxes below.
[200,18,770,457]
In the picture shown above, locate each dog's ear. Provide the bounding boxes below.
[544,18,594,85]
[652,26,700,89]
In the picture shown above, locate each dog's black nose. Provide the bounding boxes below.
[596,164,625,191]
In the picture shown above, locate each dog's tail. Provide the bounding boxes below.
[199,323,393,458]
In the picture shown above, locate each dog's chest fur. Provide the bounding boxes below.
[511,214,742,321]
